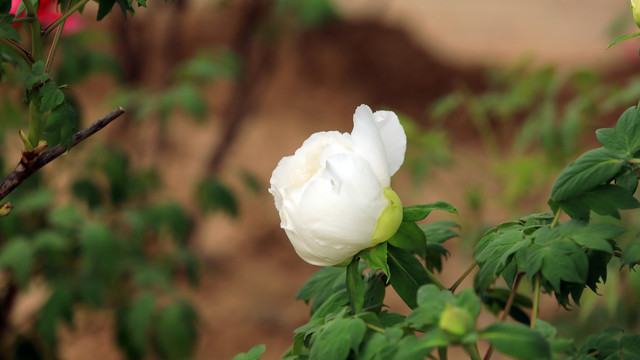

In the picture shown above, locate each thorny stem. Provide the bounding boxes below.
[41,0,90,37]
[449,261,477,293]
[531,275,541,328]
[483,272,525,360]
[0,37,34,64]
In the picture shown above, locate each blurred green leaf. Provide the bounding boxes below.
[479,322,550,359]
[72,178,102,209]
[232,344,266,360]
[36,283,74,346]
[195,176,238,217]
[155,302,198,360]
[0,237,33,287]
[44,101,78,149]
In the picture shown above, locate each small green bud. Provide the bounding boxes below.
[371,187,403,245]
[438,303,474,337]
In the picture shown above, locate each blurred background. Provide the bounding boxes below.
[3,0,640,359]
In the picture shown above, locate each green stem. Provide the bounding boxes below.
[22,0,42,61]
[463,343,482,360]
[449,261,477,293]
[0,37,34,64]
[45,2,67,71]
[41,0,90,37]
[27,100,42,148]
[365,323,385,333]
[550,209,561,229]
[438,346,447,360]
[483,272,525,360]
[531,275,541,328]
[10,16,35,24]
[425,266,447,291]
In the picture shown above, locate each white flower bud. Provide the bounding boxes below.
[269,105,407,266]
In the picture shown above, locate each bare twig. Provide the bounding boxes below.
[207,0,274,174]
[0,107,125,202]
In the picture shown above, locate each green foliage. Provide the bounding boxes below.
[232,344,266,360]
[274,0,338,29]
[195,175,238,217]
[479,323,550,359]
[155,302,198,360]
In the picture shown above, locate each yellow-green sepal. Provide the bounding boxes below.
[371,187,403,245]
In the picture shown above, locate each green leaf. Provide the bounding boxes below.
[37,283,74,346]
[475,229,527,286]
[407,284,452,328]
[608,32,640,48]
[479,322,550,359]
[39,82,65,113]
[564,222,625,254]
[387,245,430,309]
[581,184,640,219]
[309,318,366,360]
[551,147,626,202]
[195,176,238,217]
[0,22,20,41]
[362,274,385,313]
[119,294,156,359]
[155,302,198,360]
[45,101,78,149]
[232,344,266,360]
[25,61,48,88]
[360,242,390,278]
[521,234,587,293]
[97,0,115,20]
[402,201,458,222]
[346,258,364,313]
[388,221,427,258]
[0,237,33,287]
[420,220,460,244]
[296,266,344,302]
[80,223,118,279]
[616,106,640,153]
[72,178,102,209]
[615,168,639,195]
[596,127,626,153]
[621,236,640,268]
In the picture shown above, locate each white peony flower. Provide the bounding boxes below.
[269,105,407,266]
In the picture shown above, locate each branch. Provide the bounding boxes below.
[0,107,125,202]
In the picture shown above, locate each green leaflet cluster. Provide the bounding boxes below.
[475,104,640,308]
[474,214,623,307]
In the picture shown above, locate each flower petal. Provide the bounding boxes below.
[291,154,388,265]
[373,110,407,176]
[351,105,391,187]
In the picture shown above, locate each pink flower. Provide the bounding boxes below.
[11,0,81,33]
